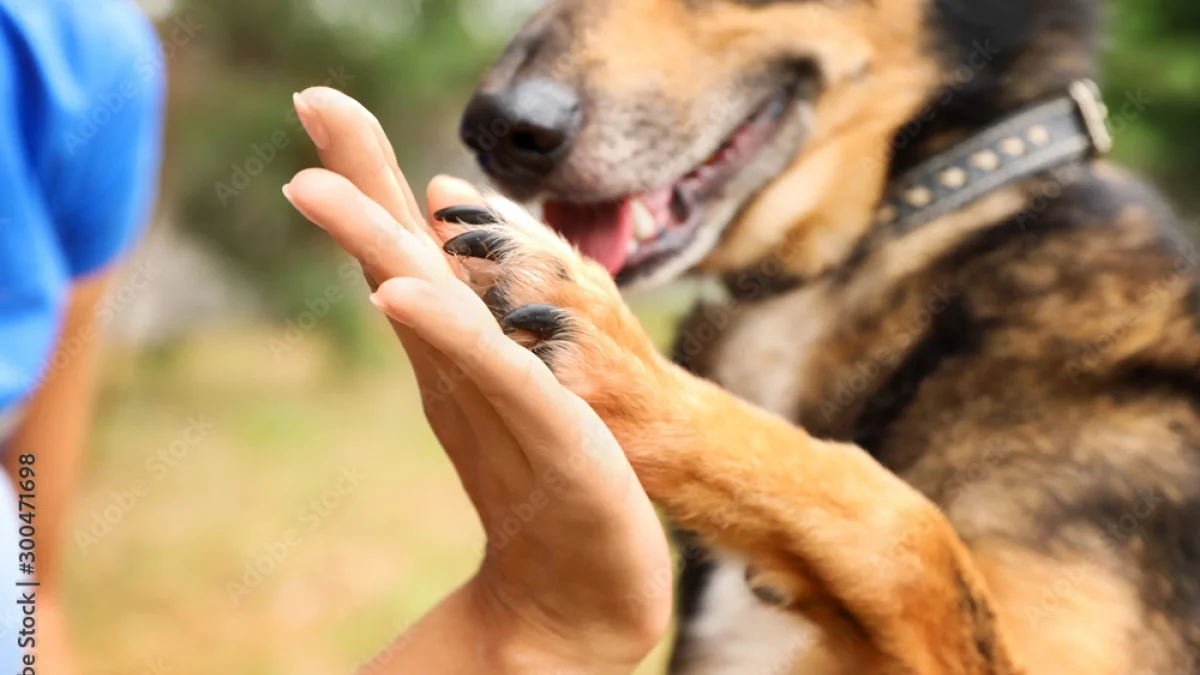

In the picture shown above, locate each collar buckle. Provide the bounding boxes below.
[1068,79,1112,156]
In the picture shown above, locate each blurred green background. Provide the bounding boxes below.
[73,0,1200,673]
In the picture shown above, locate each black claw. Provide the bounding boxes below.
[433,205,498,225]
[443,230,509,261]
[500,304,571,342]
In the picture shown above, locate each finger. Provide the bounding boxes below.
[428,174,486,211]
[283,169,477,467]
[370,277,618,466]
[284,168,447,284]
[289,89,450,372]
[371,277,520,376]
[426,175,489,242]
[363,276,546,498]
[285,93,522,493]
[369,109,423,222]
[293,87,430,242]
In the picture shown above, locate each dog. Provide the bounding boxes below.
[442,0,1200,672]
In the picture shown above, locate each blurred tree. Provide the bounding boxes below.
[162,0,514,358]
[1104,0,1200,219]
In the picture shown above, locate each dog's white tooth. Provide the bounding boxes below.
[627,238,639,257]
[631,199,658,241]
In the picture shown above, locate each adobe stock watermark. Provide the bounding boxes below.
[64,14,204,156]
[266,259,362,359]
[480,413,635,556]
[74,415,216,553]
[225,464,366,606]
[1104,89,1153,138]
[1021,488,1164,628]
[214,68,355,206]
[817,283,959,423]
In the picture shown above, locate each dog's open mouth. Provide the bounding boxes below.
[541,89,795,283]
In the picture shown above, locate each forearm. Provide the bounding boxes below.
[4,272,112,590]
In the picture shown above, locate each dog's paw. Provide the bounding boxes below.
[434,199,670,425]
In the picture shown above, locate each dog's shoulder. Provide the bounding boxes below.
[943,162,1200,378]
[868,162,1200,494]
[876,163,1200,660]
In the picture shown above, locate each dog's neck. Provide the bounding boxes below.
[724,81,1110,302]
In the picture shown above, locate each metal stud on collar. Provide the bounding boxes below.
[1069,78,1112,156]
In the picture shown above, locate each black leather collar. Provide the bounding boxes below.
[871,79,1110,237]
[724,80,1111,302]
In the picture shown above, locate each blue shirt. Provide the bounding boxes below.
[0,0,165,415]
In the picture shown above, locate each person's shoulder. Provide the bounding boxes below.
[1,0,163,104]
[0,0,166,277]
[71,0,163,87]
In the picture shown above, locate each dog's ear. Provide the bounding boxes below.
[932,0,1036,66]
[931,0,1099,91]
[927,0,1035,131]
[890,0,1098,176]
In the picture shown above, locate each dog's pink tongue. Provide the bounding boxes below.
[542,199,634,275]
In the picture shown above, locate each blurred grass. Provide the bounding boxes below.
[69,294,688,675]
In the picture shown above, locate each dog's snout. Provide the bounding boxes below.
[460,78,581,183]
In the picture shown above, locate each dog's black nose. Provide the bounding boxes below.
[460,78,580,183]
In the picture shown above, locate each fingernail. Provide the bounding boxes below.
[293,92,329,149]
[281,183,302,212]
[282,183,316,222]
[368,291,405,324]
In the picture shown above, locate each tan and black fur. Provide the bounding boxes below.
[447,0,1200,673]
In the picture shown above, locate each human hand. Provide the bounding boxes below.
[282,87,673,673]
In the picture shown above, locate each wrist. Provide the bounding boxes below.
[465,577,643,675]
